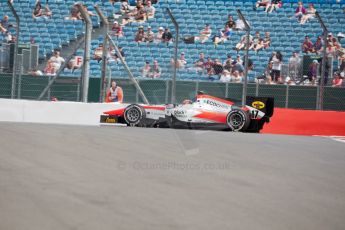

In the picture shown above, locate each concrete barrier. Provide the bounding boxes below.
[0,99,122,126]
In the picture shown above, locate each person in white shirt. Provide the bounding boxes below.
[154,27,164,43]
[48,51,65,73]
[145,1,155,18]
[145,26,154,42]
[231,70,242,83]
[171,52,187,69]
[288,51,301,81]
[195,24,212,43]
[219,70,231,82]
[269,51,282,82]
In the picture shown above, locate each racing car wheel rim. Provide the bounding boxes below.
[230,114,243,128]
[126,108,140,123]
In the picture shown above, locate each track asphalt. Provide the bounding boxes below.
[0,122,344,230]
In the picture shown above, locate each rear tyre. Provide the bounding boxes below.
[124,104,146,126]
[226,109,250,132]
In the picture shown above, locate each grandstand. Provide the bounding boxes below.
[0,0,344,82]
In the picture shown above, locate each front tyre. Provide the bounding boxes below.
[124,104,146,126]
[226,109,250,132]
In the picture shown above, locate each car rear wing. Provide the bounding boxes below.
[246,96,274,118]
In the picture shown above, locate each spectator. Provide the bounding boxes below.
[300,3,316,24]
[44,60,56,76]
[32,0,43,18]
[0,15,13,33]
[120,0,133,15]
[313,36,324,54]
[254,0,269,11]
[29,68,43,76]
[195,24,212,44]
[249,31,261,50]
[204,57,214,76]
[109,46,125,63]
[269,51,283,82]
[32,0,52,19]
[337,32,345,43]
[134,4,146,21]
[223,54,233,72]
[234,55,244,65]
[106,80,124,103]
[64,55,81,73]
[93,44,104,62]
[285,76,296,85]
[145,26,154,43]
[302,36,314,53]
[171,52,187,69]
[70,3,82,20]
[289,51,301,79]
[231,70,242,83]
[263,31,271,49]
[307,60,319,85]
[266,0,282,14]
[48,51,65,73]
[325,37,340,58]
[154,27,164,43]
[264,61,274,83]
[213,25,232,46]
[111,21,123,37]
[213,58,224,76]
[295,1,306,22]
[162,28,173,43]
[145,1,155,18]
[232,55,245,76]
[332,72,343,87]
[142,61,151,77]
[225,15,236,30]
[327,32,336,43]
[235,34,253,53]
[149,60,161,78]
[3,31,14,43]
[194,52,206,73]
[219,70,231,82]
[135,26,145,42]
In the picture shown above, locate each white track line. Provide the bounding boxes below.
[314,135,345,144]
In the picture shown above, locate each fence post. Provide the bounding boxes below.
[47,76,51,101]
[7,0,20,99]
[225,82,228,98]
[166,8,179,104]
[195,81,199,95]
[237,10,251,107]
[77,4,92,103]
[285,84,289,108]
[16,54,23,99]
[255,82,259,97]
[165,80,169,104]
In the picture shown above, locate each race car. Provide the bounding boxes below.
[100,93,274,132]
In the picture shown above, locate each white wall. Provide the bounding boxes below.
[0,99,124,126]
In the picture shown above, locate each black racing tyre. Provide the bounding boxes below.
[226,109,250,132]
[124,104,146,126]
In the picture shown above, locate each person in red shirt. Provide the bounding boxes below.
[111,21,123,37]
[332,73,343,87]
[302,36,314,54]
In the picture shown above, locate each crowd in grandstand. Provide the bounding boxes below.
[0,0,344,87]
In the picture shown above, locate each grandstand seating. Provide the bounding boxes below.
[1,0,344,82]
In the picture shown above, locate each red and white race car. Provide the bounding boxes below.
[100,93,274,132]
